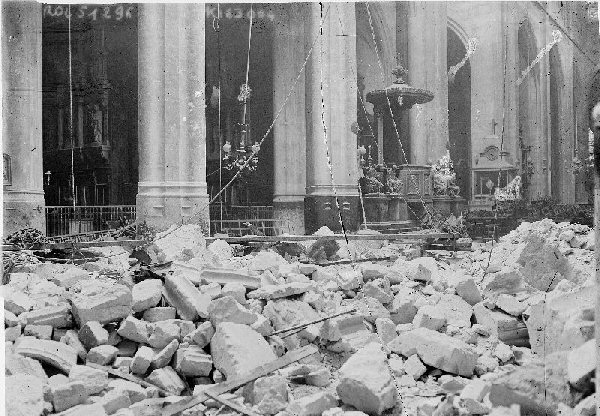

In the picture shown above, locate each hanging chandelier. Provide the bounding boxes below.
[222,83,260,172]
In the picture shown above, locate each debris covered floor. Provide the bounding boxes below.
[3,219,597,416]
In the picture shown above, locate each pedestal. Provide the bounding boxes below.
[304,195,360,234]
[304,2,360,233]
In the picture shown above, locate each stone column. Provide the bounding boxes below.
[407,2,449,165]
[2,1,45,235]
[304,2,359,233]
[272,3,306,235]
[136,4,210,231]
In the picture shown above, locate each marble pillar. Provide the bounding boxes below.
[2,1,45,235]
[407,2,449,165]
[272,3,306,235]
[304,2,360,233]
[136,4,210,231]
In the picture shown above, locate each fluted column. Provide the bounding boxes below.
[304,2,359,233]
[2,1,45,235]
[136,4,209,231]
[272,3,306,235]
[407,2,449,165]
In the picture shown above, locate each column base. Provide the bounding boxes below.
[136,182,210,233]
[3,192,46,236]
[273,199,305,235]
[304,195,360,234]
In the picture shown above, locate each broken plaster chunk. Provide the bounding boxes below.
[247,282,315,300]
[69,364,109,396]
[448,273,482,306]
[404,354,427,380]
[363,279,393,304]
[98,388,132,414]
[174,345,213,377]
[87,345,119,366]
[15,337,78,373]
[24,324,53,340]
[62,329,88,360]
[493,342,514,363]
[389,327,478,377]
[210,322,277,379]
[567,338,595,390]
[151,339,179,369]
[389,291,418,325]
[71,284,132,326]
[131,345,154,375]
[495,294,527,317]
[20,303,72,328]
[142,307,177,323]
[6,324,22,342]
[146,366,186,395]
[131,279,163,313]
[208,295,257,327]
[147,321,180,349]
[117,316,149,344]
[3,286,34,315]
[375,317,397,344]
[413,305,447,331]
[6,374,46,416]
[337,342,397,415]
[51,381,89,413]
[219,282,247,305]
[183,321,215,348]
[244,375,289,415]
[78,321,109,349]
[164,274,211,321]
[286,392,339,416]
[306,367,331,387]
[6,351,48,380]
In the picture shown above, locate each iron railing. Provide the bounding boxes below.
[45,205,136,237]
[209,204,282,236]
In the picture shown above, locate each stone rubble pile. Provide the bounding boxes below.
[3,220,597,416]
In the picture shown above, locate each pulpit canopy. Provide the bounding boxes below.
[366,66,434,111]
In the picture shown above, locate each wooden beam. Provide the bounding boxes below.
[205,232,453,244]
[2,239,145,251]
[162,345,319,416]
[269,308,357,336]
[85,362,171,397]
[203,390,260,416]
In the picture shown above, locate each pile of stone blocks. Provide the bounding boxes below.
[3,219,597,416]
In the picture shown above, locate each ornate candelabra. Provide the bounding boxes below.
[222,83,260,172]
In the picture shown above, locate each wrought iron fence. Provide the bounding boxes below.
[45,205,136,237]
[209,204,282,236]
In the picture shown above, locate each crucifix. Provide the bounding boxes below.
[491,118,498,135]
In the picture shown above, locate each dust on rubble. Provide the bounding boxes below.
[3,219,596,416]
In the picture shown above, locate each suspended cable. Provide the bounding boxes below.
[216,4,223,228]
[67,4,75,209]
[317,2,350,245]
[153,5,335,243]
[533,1,596,65]
[241,4,253,127]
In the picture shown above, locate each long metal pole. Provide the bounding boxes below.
[593,100,600,416]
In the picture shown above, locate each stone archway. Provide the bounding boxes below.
[518,19,540,201]
[549,46,563,200]
[447,26,472,200]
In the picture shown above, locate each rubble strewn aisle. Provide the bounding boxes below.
[3,220,596,416]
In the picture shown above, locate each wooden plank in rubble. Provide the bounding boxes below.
[161,345,319,416]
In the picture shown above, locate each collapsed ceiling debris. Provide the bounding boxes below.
[2,219,597,416]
